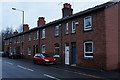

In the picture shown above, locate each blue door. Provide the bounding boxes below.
[72,43,76,64]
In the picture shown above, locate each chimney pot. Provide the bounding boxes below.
[37,17,46,27]
[23,24,29,32]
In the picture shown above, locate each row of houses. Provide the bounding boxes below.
[4,1,120,70]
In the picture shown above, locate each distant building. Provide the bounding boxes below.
[4,1,120,70]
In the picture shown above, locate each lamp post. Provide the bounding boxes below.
[12,8,24,32]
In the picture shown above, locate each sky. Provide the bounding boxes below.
[0,0,111,33]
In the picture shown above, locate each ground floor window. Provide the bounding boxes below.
[54,43,59,56]
[42,45,46,53]
[28,47,31,55]
[84,41,93,58]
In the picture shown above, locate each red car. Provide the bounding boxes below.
[33,53,56,65]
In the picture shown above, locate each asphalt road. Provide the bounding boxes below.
[1,57,119,80]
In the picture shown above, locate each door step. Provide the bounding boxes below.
[71,64,76,66]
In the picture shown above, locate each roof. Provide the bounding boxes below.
[4,1,118,40]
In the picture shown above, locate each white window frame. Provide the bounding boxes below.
[72,21,76,33]
[42,45,46,53]
[84,16,92,31]
[28,47,31,55]
[55,25,59,36]
[42,29,45,39]
[84,41,93,58]
[65,23,69,34]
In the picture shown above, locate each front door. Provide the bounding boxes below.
[65,43,69,65]
[72,42,76,64]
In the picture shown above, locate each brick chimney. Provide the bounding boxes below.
[62,3,73,18]
[13,30,18,35]
[37,17,46,27]
[23,24,29,32]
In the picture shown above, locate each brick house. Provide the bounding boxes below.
[4,1,119,70]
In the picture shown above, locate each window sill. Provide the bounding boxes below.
[84,28,92,32]
[41,38,45,40]
[53,55,60,58]
[28,54,31,56]
[71,32,76,34]
[54,35,59,37]
[84,56,93,59]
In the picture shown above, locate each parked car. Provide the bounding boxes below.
[8,52,17,59]
[0,51,7,57]
[33,53,56,65]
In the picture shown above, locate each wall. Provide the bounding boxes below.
[105,3,119,70]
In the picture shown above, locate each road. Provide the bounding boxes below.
[1,57,119,80]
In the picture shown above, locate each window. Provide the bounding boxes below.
[21,46,24,54]
[55,26,59,36]
[42,45,46,53]
[28,34,31,41]
[34,31,39,40]
[36,31,39,40]
[84,41,93,58]
[72,21,76,33]
[28,47,31,55]
[65,23,69,34]
[84,16,92,31]
[22,35,24,42]
[54,43,59,56]
[42,29,45,39]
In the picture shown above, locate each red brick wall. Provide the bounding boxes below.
[105,3,119,70]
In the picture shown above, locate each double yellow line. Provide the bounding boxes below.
[50,67,111,80]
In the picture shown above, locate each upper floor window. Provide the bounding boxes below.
[42,29,45,39]
[34,31,39,40]
[37,31,39,40]
[55,25,59,36]
[84,41,93,58]
[65,23,69,34]
[72,21,76,33]
[84,16,92,31]
[22,35,24,42]
[28,34,31,41]
[42,45,46,53]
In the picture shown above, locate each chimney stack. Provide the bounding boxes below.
[23,24,29,32]
[13,30,18,35]
[37,17,46,27]
[62,3,73,18]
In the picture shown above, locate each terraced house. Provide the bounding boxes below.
[4,1,120,70]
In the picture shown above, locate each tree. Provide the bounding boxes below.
[2,27,13,39]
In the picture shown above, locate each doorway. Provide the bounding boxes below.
[65,43,69,65]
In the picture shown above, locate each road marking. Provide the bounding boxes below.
[17,65,27,69]
[27,68,34,72]
[17,65,34,72]
[5,62,13,65]
[50,67,109,79]
[44,74,60,80]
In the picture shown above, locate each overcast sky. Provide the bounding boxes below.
[0,0,110,33]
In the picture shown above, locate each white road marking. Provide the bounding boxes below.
[17,65,26,69]
[27,68,34,72]
[44,74,60,80]
[5,62,13,65]
[17,65,34,72]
